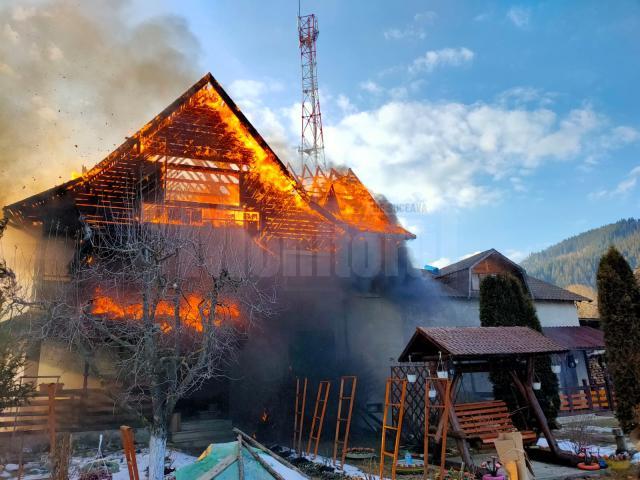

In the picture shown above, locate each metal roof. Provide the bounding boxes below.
[542,326,605,350]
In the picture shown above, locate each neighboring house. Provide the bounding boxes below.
[423,249,610,413]
[566,284,600,328]
[430,249,588,328]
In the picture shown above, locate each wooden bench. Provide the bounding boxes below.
[454,400,537,445]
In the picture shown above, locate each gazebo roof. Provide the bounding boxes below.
[398,326,567,361]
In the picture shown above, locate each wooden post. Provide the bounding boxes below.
[120,426,140,480]
[509,359,562,458]
[47,383,57,452]
[582,379,594,411]
[237,434,245,480]
[433,372,473,468]
[52,432,71,480]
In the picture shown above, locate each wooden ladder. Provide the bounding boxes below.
[293,377,308,454]
[379,378,408,480]
[307,380,331,458]
[423,377,452,480]
[332,376,358,468]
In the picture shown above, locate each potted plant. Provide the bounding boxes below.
[605,452,631,471]
[577,448,600,470]
[481,456,503,480]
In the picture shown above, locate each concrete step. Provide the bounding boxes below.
[170,432,235,449]
[170,416,234,448]
[178,419,232,432]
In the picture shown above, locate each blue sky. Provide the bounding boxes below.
[3,0,639,268]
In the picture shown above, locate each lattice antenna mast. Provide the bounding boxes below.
[298,7,326,172]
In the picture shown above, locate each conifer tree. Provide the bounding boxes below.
[597,247,640,432]
[480,274,560,428]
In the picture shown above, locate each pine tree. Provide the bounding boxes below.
[0,331,33,412]
[597,246,640,432]
[479,274,560,429]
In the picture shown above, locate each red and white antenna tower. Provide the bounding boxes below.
[298,5,325,172]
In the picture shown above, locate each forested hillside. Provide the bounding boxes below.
[522,218,640,288]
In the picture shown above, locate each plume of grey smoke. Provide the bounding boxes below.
[0,0,202,205]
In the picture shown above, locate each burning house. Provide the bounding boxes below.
[2,73,434,434]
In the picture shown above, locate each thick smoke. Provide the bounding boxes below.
[0,0,202,206]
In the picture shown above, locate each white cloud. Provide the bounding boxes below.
[217,79,638,216]
[460,251,482,260]
[497,87,556,107]
[409,47,474,74]
[322,99,638,212]
[507,6,531,28]
[591,165,640,198]
[336,94,356,114]
[414,11,438,23]
[384,11,436,40]
[359,80,383,95]
[228,79,283,100]
[428,257,451,269]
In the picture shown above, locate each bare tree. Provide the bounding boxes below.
[38,216,276,479]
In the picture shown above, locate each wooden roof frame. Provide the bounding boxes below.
[3,73,414,240]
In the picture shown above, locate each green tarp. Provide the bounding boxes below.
[174,441,284,480]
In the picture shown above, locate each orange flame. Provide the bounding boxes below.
[91,288,240,332]
[260,408,269,423]
[189,86,309,208]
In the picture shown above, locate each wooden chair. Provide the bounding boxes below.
[454,400,537,444]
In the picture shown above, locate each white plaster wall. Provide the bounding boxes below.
[534,301,580,327]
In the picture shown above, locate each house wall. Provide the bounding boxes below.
[535,301,581,327]
[341,294,405,408]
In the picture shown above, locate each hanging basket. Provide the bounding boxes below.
[436,371,449,379]
[532,381,542,390]
[551,365,561,374]
[407,373,417,383]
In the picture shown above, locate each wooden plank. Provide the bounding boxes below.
[195,454,236,480]
[455,406,509,416]
[454,400,507,410]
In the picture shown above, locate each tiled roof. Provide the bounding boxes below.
[398,326,567,361]
[526,276,590,302]
[429,248,590,303]
[542,326,605,350]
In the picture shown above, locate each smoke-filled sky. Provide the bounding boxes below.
[1,0,639,268]
[0,0,201,204]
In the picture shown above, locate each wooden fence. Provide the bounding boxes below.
[558,379,614,416]
[0,382,150,441]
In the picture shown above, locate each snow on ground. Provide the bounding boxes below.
[536,437,640,463]
[294,450,379,479]
[69,448,197,479]
[258,453,308,480]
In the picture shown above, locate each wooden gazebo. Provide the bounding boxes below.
[395,326,569,467]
